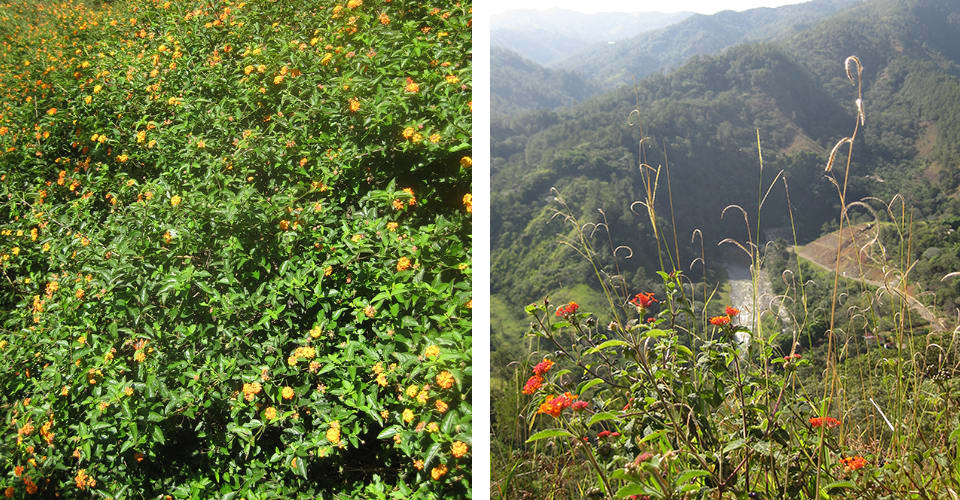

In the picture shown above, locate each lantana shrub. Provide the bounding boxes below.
[0,0,471,497]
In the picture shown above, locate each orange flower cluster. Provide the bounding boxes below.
[538,392,578,418]
[75,468,96,489]
[555,301,578,318]
[840,455,866,471]
[522,358,554,395]
[451,441,468,458]
[709,315,730,326]
[430,463,448,480]
[242,381,262,401]
[522,375,543,395]
[630,291,657,309]
[436,370,454,389]
[809,416,841,428]
[405,77,419,93]
[710,305,740,326]
[533,358,554,376]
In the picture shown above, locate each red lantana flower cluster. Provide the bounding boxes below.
[522,376,543,395]
[597,430,621,439]
[809,416,841,428]
[630,292,657,309]
[522,358,555,395]
[840,455,867,471]
[783,353,802,362]
[538,392,578,418]
[710,305,740,326]
[709,315,730,326]
[555,301,579,318]
[533,358,554,376]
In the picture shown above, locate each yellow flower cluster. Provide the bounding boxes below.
[326,421,341,444]
[75,469,96,489]
[431,463,448,480]
[451,441,468,458]
[288,345,316,366]
[436,371,455,389]
[242,381,262,401]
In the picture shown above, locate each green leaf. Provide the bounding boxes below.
[676,469,711,484]
[152,425,165,445]
[585,340,629,354]
[615,484,647,497]
[423,442,441,469]
[377,426,401,439]
[639,430,667,444]
[823,481,857,492]
[578,378,604,394]
[588,411,620,427]
[525,428,573,443]
[722,438,745,454]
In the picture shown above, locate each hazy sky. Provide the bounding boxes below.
[490,0,811,15]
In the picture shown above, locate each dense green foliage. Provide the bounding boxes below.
[490,48,589,119]
[0,0,471,497]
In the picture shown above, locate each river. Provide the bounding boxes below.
[720,256,790,346]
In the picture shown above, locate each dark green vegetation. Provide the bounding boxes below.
[492,0,960,496]
[0,0,471,497]
[490,47,590,118]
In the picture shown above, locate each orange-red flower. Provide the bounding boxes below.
[555,301,579,318]
[532,358,554,376]
[709,315,730,326]
[809,416,841,428]
[522,375,543,395]
[725,306,740,317]
[630,292,657,309]
[404,77,419,93]
[537,392,578,418]
[840,455,866,471]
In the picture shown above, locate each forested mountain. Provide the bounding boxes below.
[490,48,591,118]
[553,0,863,91]
[491,0,960,311]
[492,9,692,66]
